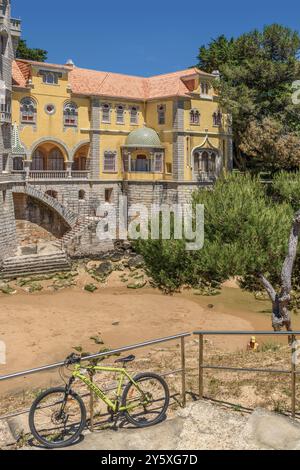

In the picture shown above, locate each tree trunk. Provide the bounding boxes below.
[259,210,300,332]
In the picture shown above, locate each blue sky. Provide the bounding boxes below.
[13,0,300,76]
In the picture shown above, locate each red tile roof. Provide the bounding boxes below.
[13,60,213,100]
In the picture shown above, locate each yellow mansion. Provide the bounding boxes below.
[11,59,232,185]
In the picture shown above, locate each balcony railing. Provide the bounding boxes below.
[11,170,90,180]
[197,171,217,182]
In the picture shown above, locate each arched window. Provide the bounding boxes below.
[64,102,78,127]
[210,153,216,172]
[31,149,45,170]
[213,111,222,126]
[102,103,111,123]
[157,105,166,125]
[201,82,209,95]
[42,72,58,85]
[199,151,209,172]
[20,97,36,124]
[116,105,125,124]
[0,32,8,56]
[48,148,65,171]
[130,106,138,124]
[78,190,85,200]
[190,109,200,125]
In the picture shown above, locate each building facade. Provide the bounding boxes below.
[0,0,233,269]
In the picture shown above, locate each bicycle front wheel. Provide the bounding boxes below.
[122,372,170,427]
[29,387,86,448]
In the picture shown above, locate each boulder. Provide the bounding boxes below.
[95,261,114,277]
[127,255,144,270]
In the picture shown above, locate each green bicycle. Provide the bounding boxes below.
[29,353,170,448]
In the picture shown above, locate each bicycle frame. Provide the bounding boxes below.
[72,364,145,413]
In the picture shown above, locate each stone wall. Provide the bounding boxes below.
[0,182,17,261]
[13,193,69,239]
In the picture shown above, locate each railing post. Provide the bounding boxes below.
[181,336,186,407]
[198,334,204,399]
[291,334,297,419]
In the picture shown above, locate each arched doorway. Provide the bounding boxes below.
[72,144,90,173]
[30,143,67,172]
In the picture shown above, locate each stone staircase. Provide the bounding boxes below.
[0,252,72,279]
[53,217,95,251]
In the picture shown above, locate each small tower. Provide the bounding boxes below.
[0,0,21,178]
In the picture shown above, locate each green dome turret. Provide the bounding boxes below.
[125,127,163,148]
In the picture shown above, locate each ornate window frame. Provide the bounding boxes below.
[20,97,37,126]
[63,101,78,128]
[129,105,139,125]
[190,108,200,125]
[157,104,166,125]
[101,103,111,123]
[116,104,125,124]
[39,70,62,85]
[103,150,117,173]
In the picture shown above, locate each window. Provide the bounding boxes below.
[157,105,166,125]
[45,190,58,199]
[48,148,65,171]
[45,104,56,115]
[31,149,45,170]
[154,153,163,173]
[78,190,85,200]
[64,102,78,127]
[190,109,200,125]
[201,82,209,95]
[103,151,116,172]
[213,111,222,126]
[105,188,113,203]
[20,97,36,123]
[42,72,58,85]
[102,104,111,123]
[116,105,125,124]
[199,151,209,172]
[13,157,23,171]
[130,106,138,124]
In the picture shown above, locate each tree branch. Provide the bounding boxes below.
[280,209,300,298]
[259,274,276,303]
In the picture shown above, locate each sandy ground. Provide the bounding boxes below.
[0,286,256,392]
[1,263,298,395]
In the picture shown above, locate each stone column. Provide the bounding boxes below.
[172,99,185,181]
[90,97,101,179]
[66,161,72,178]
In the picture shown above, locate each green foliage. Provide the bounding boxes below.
[196,24,300,171]
[16,39,47,62]
[84,283,97,293]
[136,174,294,293]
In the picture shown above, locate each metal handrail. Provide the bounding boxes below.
[0,332,190,383]
[194,330,300,418]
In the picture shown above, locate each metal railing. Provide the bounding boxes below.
[194,330,300,418]
[0,332,190,428]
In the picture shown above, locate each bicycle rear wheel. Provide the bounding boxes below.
[29,387,86,448]
[122,372,169,427]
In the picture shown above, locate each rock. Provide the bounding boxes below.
[127,280,147,289]
[0,419,15,447]
[7,415,30,442]
[248,408,300,450]
[95,261,114,277]
[84,284,98,293]
[112,321,120,326]
[127,255,144,270]
[109,253,123,262]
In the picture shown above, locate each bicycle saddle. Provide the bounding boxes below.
[115,354,136,364]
